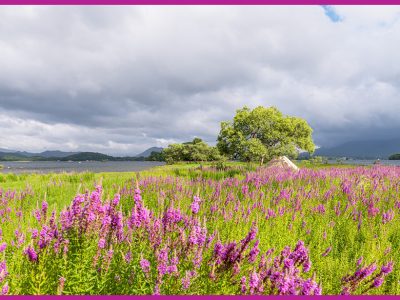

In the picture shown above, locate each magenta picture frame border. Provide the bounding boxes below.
[1,0,400,4]
[0,2,399,300]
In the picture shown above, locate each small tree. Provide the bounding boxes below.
[163,138,222,164]
[217,106,315,164]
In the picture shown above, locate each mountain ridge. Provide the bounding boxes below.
[314,138,400,159]
[0,147,164,161]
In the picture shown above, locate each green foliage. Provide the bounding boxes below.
[388,153,400,160]
[300,156,329,167]
[163,138,222,164]
[217,106,315,163]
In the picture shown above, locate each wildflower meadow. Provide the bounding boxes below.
[0,163,399,295]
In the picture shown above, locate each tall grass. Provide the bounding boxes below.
[0,164,398,295]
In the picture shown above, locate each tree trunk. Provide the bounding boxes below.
[260,156,264,166]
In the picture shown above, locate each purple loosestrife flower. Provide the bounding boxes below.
[102,215,112,228]
[33,209,41,222]
[241,223,258,248]
[140,258,151,274]
[193,248,203,269]
[191,201,200,215]
[106,249,114,263]
[249,240,260,263]
[364,263,377,277]
[134,188,143,206]
[290,240,309,265]
[24,246,38,262]
[39,226,52,249]
[112,194,120,207]
[381,261,394,274]
[266,248,275,256]
[240,276,247,294]
[382,209,395,224]
[303,259,312,273]
[206,231,217,248]
[372,276,384,288]
[322,246,332,257]
[249,271,260,295]
[214,240,225,264]
[284,258,294,269]
[242,185,249,196]
[233,262,241,275]
[63,240,69,256]
[139,207,151,224]
[189,225,207,246]
[41,200,48,216]
[98,238,106,249]
[153,283,160,295]
[157,247,168,276]
[58,277,65,294]
[60,210,73,231]
[88,212,96,223]
[357,256,363,267]
[0,243,6,253]
[301,279,314,295]
[191,195,201,214]
[182,271,192,290]
[71,195,85,218]
[162,207,182,228]
[314,285,322,295]
[125,251,132,263]
[0,261,8,283]
[130,206,141,228]
[111,210,124,242]
[1,283,8,295]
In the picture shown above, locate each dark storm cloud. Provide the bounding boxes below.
[1,6,400,154]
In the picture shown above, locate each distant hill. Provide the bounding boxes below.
[314,139,400,159]
[135,147,163,157]
[0,148,17,153]
[0,149,78,158]
[0,152,30,161]
[39,151,79,158]
[60,152,114,161]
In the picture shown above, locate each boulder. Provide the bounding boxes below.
[266,156,299,171]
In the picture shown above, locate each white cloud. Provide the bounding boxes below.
[0,5,400,153]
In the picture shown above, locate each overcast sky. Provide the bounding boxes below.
[1,6,400,155]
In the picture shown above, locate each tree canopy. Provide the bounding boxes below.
[217,106,315,163]
[163,138,222,164]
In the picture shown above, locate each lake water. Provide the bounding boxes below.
[1,160,399,174]
[0,161,165,174]
[326,159,400,166]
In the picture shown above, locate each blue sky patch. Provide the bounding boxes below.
[322,5,343,23]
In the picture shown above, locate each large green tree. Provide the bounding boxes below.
[217,106,315,164]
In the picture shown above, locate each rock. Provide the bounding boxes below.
[266,156,299,171]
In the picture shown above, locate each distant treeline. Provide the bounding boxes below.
[0,151,162,162]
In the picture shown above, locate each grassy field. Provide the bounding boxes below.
[0,162,398,295]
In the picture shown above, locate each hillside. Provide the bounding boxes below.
[314,139,400,159]
[135,147,163,157]
[60,152,114,161]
